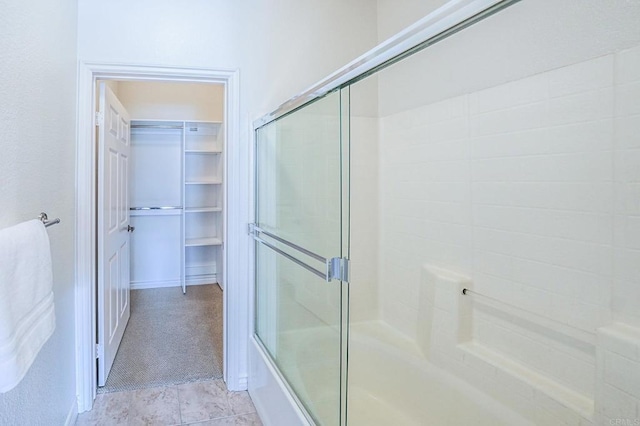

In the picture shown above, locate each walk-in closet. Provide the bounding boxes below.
[96,80,226,392]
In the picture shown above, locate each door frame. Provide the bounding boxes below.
[75,62,247,412]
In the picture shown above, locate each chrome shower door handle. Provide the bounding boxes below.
[249,224,350,283]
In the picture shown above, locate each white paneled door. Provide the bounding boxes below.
[97,82,132,386]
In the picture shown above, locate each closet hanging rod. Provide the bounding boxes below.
[130,206,183,211]
[131,124,184,130]
[38,212,60,228]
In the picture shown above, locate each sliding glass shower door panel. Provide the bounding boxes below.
[256,91,344,261]
[256,244,342,425]
[254,89,349,426]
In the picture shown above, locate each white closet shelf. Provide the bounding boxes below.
[185,180,223,185]
[130,209,183,217]
[185,207,223,213]
[185,120,222,127]
[185,149,222,154]
[185,237,223,247]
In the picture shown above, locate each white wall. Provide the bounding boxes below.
[77,0,378,120]
[0,0,78,424]
[116,81,224,121]
[105,80,119,96]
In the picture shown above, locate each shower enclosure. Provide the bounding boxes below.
[253,89,350,425]
[250,0,640,424]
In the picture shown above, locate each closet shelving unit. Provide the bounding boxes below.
[183,121,224,290]
[130,119,224,294]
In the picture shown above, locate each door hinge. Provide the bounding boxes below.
[247,223,256,235]
[95,111,104,127]
[95,343,103,359]
[327,257,349,282]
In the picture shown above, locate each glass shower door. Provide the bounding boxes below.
[253,88,350,426]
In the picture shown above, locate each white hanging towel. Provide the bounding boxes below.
[0,219,55,393]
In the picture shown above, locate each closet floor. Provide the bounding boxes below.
[99,284,223,393]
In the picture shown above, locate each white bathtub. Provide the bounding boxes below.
[345,321,533,425]
[250,321,533,425]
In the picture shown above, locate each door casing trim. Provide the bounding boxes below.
[75,62,246,412]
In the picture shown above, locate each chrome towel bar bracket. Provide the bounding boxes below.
[38,212,60,228]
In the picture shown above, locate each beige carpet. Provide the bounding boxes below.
[99,284,223,393]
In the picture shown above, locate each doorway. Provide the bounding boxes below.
[75,63,248,413]
[95,80,226,391]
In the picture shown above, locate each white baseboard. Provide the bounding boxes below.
[186,275,218,286]
[130,278,219,290]
[64,398,78,426]
[130,279,182,290]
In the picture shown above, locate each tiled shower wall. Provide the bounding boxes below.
[350,116,380,322]
[613,46,640,329]
[378,44,640,419]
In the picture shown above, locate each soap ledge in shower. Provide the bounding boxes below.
[417,265,473,359]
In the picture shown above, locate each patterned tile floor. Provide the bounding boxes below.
[76,379,262,425]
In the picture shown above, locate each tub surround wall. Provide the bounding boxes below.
[376,44,640,425]
[376,0,640,118]
[349,115,380,322]
[349,76,381,323]
[417,265,596,424]
[613,45,640,329]
[417,268,640,424]
[417,266,472,358]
